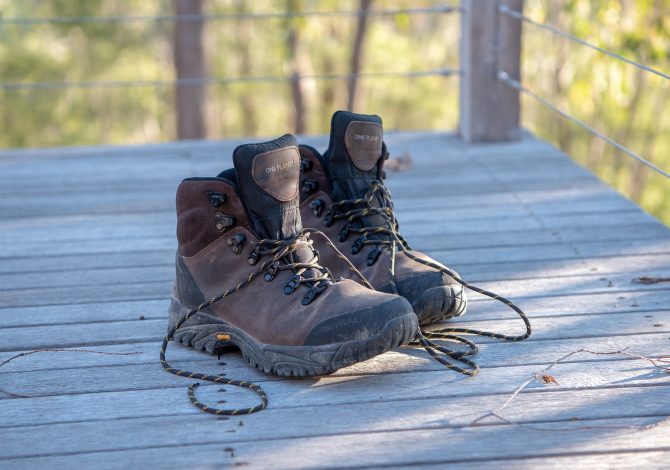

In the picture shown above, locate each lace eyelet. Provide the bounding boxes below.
[301,281,329,306]
[264,263,279,282]
[367,246,383,266]
[206,189,226,207]
[300,158,312,172]
[284,274,302,295]
[338,225,350,242]
[309,198,325,218]
[225,234,246,254]
[323,210,334,227]
[351,237,365,254]
[247,247,261,265]
[215,213,235,232]
[301,179,318,196]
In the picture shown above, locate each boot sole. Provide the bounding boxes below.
[168,297,418,377]
[412,285,468,326]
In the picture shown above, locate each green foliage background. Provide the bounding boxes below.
[0,0,668,225]
[523,0,670,226]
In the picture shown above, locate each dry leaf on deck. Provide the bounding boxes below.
[385,152,413,172]
[539,374,559,385]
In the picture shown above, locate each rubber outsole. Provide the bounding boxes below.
[168,297,418,377]
[412,285,468,326]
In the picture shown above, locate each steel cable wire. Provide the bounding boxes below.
[0,5,460,26]
[499,5,670,82]
[498,72,670,180]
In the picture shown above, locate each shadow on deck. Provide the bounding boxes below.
[0,131,669,468]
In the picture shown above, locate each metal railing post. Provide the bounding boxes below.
[459,0,523,142]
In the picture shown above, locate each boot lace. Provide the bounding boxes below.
[323,179,532,375]
[160,229,372,415]
[162,180,533,414]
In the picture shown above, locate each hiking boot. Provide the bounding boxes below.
[298,111,467,325]
[168,134,417,377]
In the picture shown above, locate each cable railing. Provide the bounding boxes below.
[0,5,460,93]
[6,0,666,184]
[0,69,460,91]
[498,4,670,180]
[498,5,670,82]
[498,72,670,180]
[0,5,460,26]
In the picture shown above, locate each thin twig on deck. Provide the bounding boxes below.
[470,347,670,432]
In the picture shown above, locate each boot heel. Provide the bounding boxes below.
[413,286,468,325]
[168,297,237,354]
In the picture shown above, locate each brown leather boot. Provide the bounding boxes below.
[169,134,417,377]
[298,111,467,325]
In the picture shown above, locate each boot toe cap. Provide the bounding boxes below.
[303,295,415,346]
[382,269,468,324]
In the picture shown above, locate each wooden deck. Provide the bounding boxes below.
[1,131,669,469]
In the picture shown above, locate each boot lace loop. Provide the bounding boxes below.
[160,229,371,415]
[325,179,532,374]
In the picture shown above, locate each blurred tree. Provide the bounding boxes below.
[523,0,670,224]
[285,0,307,134]
[174,0,207,139]
[0,0,666,224]
[347,0,372,112]
[233,0,257,136]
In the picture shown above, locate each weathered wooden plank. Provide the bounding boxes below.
[0,271,668,327]
[0,182,619,211]
[464,251,670,278]
[0,131,553,165]
[4,342,670,424]
[0,133,567,180]
[0,415,667,468]
[2,147,604,196]
[0,299,166,328]
[0,131,552,162]
[0,182,632,221]
[450,451,670,470]
[411,222,667,252]
[0,172,608,227]
[0,206,650,248]
[0,280,171,308]
[0,151,593,198]
[0,266,171,291]
[2,266,668,310]
[0,263,667,310]
[0,137,611,195]
[2,343,668,403]
[1,226,665,278]
[0,195,658,239]
[393,188,634,212]
[0,150,579,191]
[0,386,670,458]
[0,221,660,262]
[0,183,640,231]
[2,243,668,300]
[0,176,606,212]
[2,329,668,376]
[1,130,668,467]
[0,254,665,297]
[0,305,667,352]
[0,198,638,244]
[0,251,172,276]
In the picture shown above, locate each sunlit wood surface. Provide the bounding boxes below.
[1,132,669,469]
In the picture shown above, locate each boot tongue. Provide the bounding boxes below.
[233,134,302,240]
[324,110,384,201]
